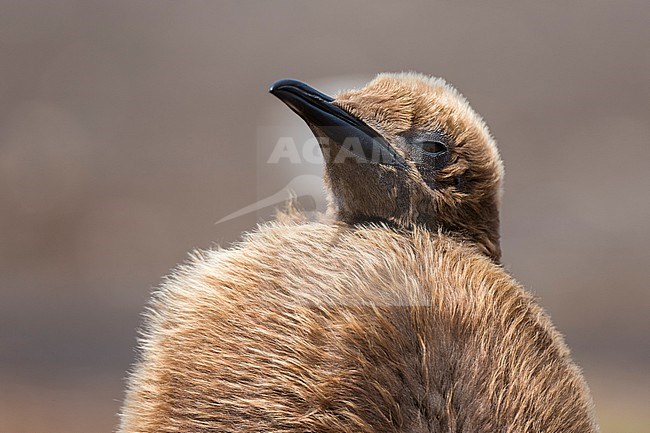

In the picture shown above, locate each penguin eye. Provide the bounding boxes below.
[406,132,450,168]
[419,140,448,156]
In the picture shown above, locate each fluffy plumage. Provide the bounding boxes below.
[119,73,598,433]
[326,73,503,261]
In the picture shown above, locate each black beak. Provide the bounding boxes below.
[269,79,405,167]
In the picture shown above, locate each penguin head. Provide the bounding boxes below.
[271,73,504,261]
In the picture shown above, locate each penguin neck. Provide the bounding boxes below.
[428,204,502,264]
[446,219,502,264]
[415,215,502,264]
[327,205,502,264]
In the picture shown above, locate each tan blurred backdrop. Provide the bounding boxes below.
[1,1,649,432]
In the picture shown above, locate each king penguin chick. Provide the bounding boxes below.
[119,73,599,433]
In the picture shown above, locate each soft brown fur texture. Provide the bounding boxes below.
[328,73,503,261]
[119,73,598,433]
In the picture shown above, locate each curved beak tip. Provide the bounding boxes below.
[269,78,292,95]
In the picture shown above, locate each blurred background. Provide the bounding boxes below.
[1,1,649,432]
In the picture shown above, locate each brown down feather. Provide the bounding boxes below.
[119,73,599,433]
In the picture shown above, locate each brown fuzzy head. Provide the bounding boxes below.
[271,73,504,261]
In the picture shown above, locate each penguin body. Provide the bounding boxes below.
[119,73,598,433]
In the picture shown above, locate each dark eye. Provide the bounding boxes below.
[420,140,448,156]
